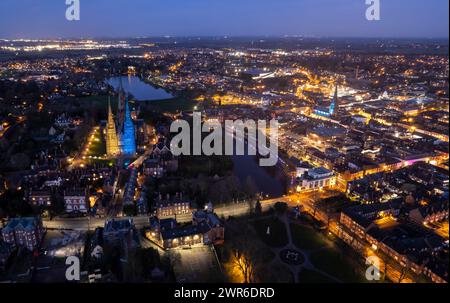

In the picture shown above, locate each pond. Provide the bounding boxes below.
[106,75,174,101]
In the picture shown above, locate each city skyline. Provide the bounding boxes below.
[0,0,449,39]
[0,0,448,288]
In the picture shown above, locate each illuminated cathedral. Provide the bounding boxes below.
[314,84,339,118]
[106,85,136,157]
[106,98,120,156]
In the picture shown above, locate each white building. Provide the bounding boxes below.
[296,167,336,192]
[64,189,88,213]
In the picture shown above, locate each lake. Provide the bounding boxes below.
[230,131,286,198]
[232,153,286,198]
[107,75,174,101]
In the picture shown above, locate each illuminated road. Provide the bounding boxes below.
[68,126,103,170]
[43,216,150,231]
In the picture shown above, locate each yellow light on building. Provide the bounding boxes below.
[89,196,97,208]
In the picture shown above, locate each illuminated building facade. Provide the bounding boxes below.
[106,99,120,156]
[105,94,136,156]
[120,98,137,155]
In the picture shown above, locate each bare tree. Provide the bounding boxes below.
[227,222,261,283]
[398,259,410,283]
[381,254,391,282]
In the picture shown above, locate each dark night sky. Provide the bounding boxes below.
[0,0,448,39]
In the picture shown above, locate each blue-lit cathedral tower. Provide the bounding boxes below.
[313,83,339,118]
[106,81,136,157]
[120,98,137,155]
[329,84,339,116]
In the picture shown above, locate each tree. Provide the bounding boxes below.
[398,259,411,283]
[50,193,66,217]
[379,252,391,282]
[9,153,31,170]
[274,202,288,215]
[166,250,181,269]
[231,246,255,283]
[226,222,263,283]
[1,189,32,217]
[255,200,262,216]
[123,204,136,217]
[244,176,258,199]
[225,176,241,202]
[209,179,230,204]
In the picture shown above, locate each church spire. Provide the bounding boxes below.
[121,97,136,155]
[117,77,126,135]
[329,82,339,116]
[106,97,120,156]
[107,97,114,123]
[334,83,338,102]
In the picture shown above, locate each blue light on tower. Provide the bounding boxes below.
[313,84,338,118]
[329,99,335,115]
[121,98,136,155]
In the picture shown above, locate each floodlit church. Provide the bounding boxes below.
[105,86,137,157]
[314,84,339,118]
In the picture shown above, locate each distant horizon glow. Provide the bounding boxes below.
[0,0,448,39]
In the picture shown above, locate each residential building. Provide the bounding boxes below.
[1,217,44,251]
[146,209,224,249]
[64,189,88,213]
[409,200,449,226]
[154,193,192,221]
[29,190,52,207]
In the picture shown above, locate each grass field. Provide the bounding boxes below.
[87,137,106,157]
[290,223,328,251]
[254,217,289,248]
[298,268,335,283]
[309,249,365,283]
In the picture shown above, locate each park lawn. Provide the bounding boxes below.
[309,249,365,283]
[258,263,294,283]
[290,223,328,251]
[298,268,336,283]
[87,137,106,157]
[254,217,289,248]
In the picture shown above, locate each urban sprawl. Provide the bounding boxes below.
[0,37,448,283]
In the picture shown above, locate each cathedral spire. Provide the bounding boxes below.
[334,83,338,102]
[121,97,136,155]
[106,97,120,156]
[329,83,339,116]
[117,77,126,136]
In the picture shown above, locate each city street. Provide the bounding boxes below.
[43,216,151,231]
